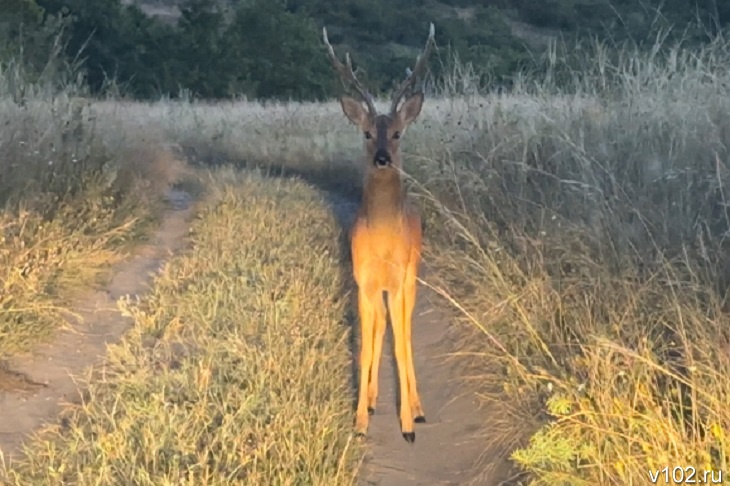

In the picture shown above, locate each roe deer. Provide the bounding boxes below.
[323,23,436,443]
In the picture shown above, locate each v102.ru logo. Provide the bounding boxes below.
[648,466,722,484]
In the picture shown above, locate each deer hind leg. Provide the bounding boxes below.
[355,287,376,436]
[389,285,416,443]
[367,293,387,415]
[404,257,425,423]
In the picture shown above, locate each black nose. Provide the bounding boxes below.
[374,150,391,168]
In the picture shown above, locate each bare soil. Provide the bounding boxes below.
[0,188,194,464]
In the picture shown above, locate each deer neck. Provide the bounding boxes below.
[362,168,406,227]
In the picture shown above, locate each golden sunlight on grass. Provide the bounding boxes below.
[1,169,361,485]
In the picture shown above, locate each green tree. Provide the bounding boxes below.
[7,0,729,101]
[36,0,173,96]
[1,0,47,64]
[0,0,73,95]
[173,0,229,98]
[224,0,334,100]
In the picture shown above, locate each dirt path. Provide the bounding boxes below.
[0,188,193,463]
[327,195,516,486]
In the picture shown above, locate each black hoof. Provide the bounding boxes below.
[402,432,415,443]
[367,407,375,415]
[354,431,366,439]
[415,415,426,423]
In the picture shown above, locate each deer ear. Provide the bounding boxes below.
[340,96,369,128]
[397,92,424,126]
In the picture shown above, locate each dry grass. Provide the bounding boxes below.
[420,41,730,484]
[74,37,730,485]
[4,32,730,485]
[0,169,361,485]
[0,79,186,357]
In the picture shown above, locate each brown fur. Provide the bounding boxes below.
[340,93,426,442]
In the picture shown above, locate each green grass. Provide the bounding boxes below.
[1,169,362,485]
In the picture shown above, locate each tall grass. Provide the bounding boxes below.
[0,60,183,357]
[416,34,730,484]
[77,33,730,484]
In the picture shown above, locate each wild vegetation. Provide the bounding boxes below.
[0,44,363,482]
[3,0,730,484]
[2,170,361,485]
[4,0,730,99]
[73,40,730,484]
[0,63,182,357]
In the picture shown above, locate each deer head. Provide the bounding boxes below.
[323,24,436,171]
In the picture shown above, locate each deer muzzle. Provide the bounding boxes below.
[373,149,391,168]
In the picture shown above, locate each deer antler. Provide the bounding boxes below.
[322,27,378,116]
[390,22,436,115]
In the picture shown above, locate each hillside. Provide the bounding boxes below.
[117,0,557,93]
[3,0,730,100]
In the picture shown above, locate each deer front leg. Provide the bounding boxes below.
[367,295,387,415]
[389,288,416,443]
[403,259,425,423]
[355,288,376,437]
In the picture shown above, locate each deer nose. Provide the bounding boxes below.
[373,150,391,168]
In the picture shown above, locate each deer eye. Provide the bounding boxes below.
[364,131,372,139]
[392,131,401,140]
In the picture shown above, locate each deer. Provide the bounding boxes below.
[322,23,436,443]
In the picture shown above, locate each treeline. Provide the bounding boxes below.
[2,0,336,99]
[2,0,729,101]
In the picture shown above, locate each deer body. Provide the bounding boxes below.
[323,25,435,443]
[351,164,424,442]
